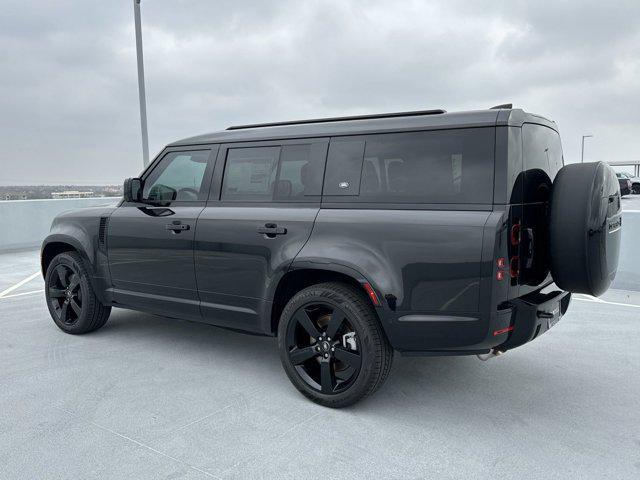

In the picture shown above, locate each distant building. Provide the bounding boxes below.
[3,193,28,200]
[51,191,94,199]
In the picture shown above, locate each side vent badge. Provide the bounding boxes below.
[98,216,110,251]
[338,181,350,189]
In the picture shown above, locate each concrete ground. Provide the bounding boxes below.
[1,197,639,479]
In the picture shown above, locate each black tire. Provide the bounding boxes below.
[633,183,640,195]
[277,282,393,408]
[45,251,111,334]
[549,162,622,296]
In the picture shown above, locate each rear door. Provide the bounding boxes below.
[107,147,216,319]
[195,139,328,333]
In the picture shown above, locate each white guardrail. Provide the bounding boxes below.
[0,197,120,252]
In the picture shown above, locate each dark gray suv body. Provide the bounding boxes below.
[41,107,621,406]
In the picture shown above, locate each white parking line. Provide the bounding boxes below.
[574,295,640,309]
[0,272,40,298]
[0,289,43,300]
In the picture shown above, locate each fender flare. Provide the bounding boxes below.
[41,233,95,277]
[268,258,385,306]
[40,233,111,304]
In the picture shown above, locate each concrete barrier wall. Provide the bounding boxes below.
[613,211,640,291]
[0,198,637,290]
[0,198,120,252]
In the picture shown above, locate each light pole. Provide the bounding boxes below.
[581,134,593,163]
[134,0,149,167]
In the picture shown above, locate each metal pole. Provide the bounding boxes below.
[134,0,149,167]
[581,134,593,163]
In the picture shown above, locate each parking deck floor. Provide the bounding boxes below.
[1,197,640,479]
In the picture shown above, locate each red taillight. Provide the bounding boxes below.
[493,325,514,336]
[496,257,508,280]
[363,282,381,306]
[510,256,520,278]
[511,223,521,246]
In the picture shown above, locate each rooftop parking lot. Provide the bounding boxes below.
[1,195,639,479]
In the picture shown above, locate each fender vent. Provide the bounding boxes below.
[98,216,109,250]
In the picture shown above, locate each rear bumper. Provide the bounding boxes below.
[497,287,571,351]
[378,284,571,355]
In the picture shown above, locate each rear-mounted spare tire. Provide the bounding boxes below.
[549,162,622,296]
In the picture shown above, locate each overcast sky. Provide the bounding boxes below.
[1,0,639,184]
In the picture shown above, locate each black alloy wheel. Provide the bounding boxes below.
[48,264,83,325]
[44,251,111,334]
[278,282,393,408]
[285,302,362,395]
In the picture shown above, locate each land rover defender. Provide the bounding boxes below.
[41,106,622,407]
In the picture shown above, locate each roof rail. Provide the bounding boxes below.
[490,103,513,109]
[226,109,447,130]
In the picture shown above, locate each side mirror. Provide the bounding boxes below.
[123,177,142,203]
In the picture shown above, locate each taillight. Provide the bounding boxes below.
[496,257,506,280]
[510,256,520,278]
[510,223,521,246]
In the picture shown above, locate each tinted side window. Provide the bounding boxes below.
[274,143,326,200]
[221,147,280,201]
[522,124,563,203]
[358,128,494,204]
[323,140,365,195]
[143,150,211,202]
[222,142,326,202]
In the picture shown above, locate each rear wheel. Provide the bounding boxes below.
[45,252,111,334]
[633,183,640,195]
[278,282,393,408]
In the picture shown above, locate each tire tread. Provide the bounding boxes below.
[278,281,393,407]
[46,251,110,334]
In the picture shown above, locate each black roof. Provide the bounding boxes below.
[169,107,557,147]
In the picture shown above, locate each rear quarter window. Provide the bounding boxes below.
[323,128,495,204]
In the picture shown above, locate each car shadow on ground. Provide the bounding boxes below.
[97,307,589,419]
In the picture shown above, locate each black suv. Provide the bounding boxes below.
[42,107,622,407]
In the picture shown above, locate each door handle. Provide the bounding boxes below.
[166,222,190,232]
[257,223,287,237]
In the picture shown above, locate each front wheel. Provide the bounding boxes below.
[45,251,111,334]
[277,282,393,408]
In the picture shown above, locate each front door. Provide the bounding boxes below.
[107,147,217,319]
[195,139,328,333]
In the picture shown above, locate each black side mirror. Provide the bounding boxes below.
[123,177,143,203]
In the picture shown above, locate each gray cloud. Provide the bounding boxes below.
[1,0,638,184]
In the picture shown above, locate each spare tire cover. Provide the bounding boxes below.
[549,162,621,296]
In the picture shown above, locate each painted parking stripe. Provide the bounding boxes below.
[0,272,40,298]
[574,295,640,309]
[0,289,44,300]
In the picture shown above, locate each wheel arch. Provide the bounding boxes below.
[41,235,91,278]
[269,262,384,335]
